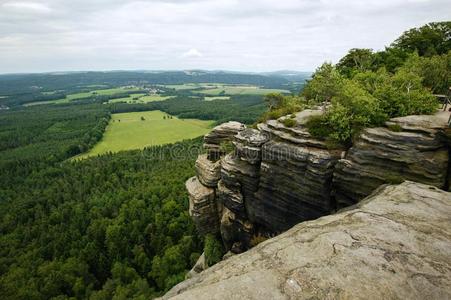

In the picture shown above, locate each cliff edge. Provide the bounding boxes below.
[164,181,451,299]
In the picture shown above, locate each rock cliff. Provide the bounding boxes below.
[187,111,450,255]
[165,182,451,300]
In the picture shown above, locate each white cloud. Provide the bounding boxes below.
[0,0,449,73]
[181,48,203,58]
[2,1,52,13]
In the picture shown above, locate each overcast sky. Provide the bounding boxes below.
[0,0,450,73]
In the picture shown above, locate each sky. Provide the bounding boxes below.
[0,0,450,73]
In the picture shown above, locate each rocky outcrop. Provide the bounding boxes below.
[186,177,217,235]
[333,114,449,208]
[203,121,246,161]
[253,110,343,232]
[186,122,246,235]
[186,110,450,255]
[165,182,451,300]
[195,155,221,187]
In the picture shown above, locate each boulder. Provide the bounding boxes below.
[333,114,449,208]
[185,177,218,234]
[195,154,221,187]
[164,182,451,300]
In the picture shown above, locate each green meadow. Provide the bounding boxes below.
[74,110,213,159]
[108,94,174,103]
[204,96,230,101]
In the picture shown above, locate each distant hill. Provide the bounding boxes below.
[260,70,312,82]
[0,70,292,96]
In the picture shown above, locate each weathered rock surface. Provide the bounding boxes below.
[252,140,342,232]
[334,114,449,208]
[220,206,253,252]
[257,109,329,149]
[164,182,451,300]
[233,128,268,164]
[195,154,221,187]
[204,121,246,160]
[186,177,218,234]
[251,111,343,232]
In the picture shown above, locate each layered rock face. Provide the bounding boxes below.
[254,111,343,232]
[333,114,449,208]
[187,111,450,254]
[165,182,451,300]
[186,122,246,237]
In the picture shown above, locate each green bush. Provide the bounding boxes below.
[387,124,402,132]
[282,118,297,127]
[204,234,224,267]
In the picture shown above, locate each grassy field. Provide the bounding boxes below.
[204,96,230,101]
[108,94,174,103]
[74,110,213,159]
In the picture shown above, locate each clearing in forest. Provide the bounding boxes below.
[74,110,213,159]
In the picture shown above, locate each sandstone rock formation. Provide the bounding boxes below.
[333,114,449,208]
[164,182,451,300]
[186,177,217,235]
[186,122,246,235]
[186,110,450,255]
[203,121,246,160]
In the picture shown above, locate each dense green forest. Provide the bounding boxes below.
[0,140,203,299]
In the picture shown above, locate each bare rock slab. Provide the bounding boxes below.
[164,182,451,300]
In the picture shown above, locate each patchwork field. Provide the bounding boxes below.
[74,110,213,159]
[25,87,143,106]
[163,83,290,95]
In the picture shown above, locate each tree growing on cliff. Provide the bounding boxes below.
[204,234,224,266]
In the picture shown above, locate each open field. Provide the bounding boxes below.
[204,96,230,101]
[108,94,174,103]
[25,87,142,106]
[74,110,213,159]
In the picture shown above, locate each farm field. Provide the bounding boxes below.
[204,96,230,101]
[25,87,142,106]
[108,94,174,103]
[74,110,213,159]
[163,83,290,95]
